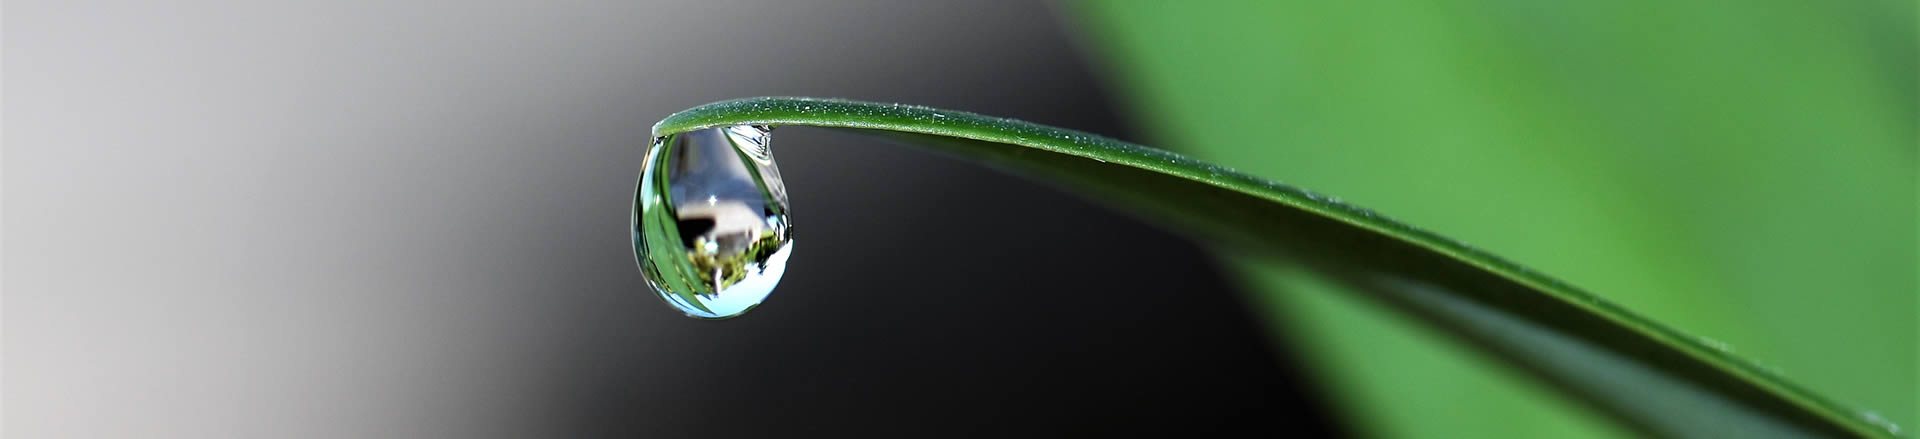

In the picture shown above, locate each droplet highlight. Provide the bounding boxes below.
[634,125,793,319]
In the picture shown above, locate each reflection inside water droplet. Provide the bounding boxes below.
[633,125,793,319]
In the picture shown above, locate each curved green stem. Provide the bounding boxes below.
[654,97,1899,439]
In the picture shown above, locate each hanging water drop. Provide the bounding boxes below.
[633,125,793,319]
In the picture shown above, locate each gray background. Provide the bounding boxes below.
[6,1,1339,437]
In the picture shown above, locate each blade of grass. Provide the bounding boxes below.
[652,96,1899,438]
[1070,3,1916,437]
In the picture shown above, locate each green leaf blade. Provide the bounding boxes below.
[652,96,1900,438]
[1072,2,1914,437]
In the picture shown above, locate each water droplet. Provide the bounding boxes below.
[634,125,794,319]
[1864,411,1901,435]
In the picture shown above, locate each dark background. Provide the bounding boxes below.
[7,1,1344,437]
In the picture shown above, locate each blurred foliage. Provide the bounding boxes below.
[1075,1,1915,437]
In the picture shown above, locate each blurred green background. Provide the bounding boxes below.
[1074,1,1916,437]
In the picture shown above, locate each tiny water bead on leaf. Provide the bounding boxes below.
[634,125,793,319]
